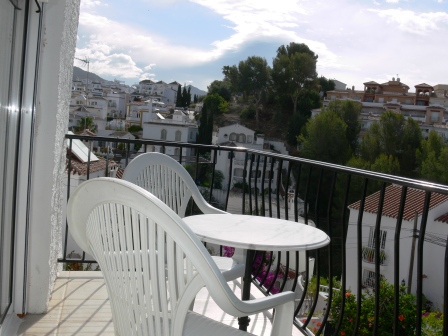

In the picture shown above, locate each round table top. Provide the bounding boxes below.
[183,214,330,251]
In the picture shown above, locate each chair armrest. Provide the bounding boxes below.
[231,291,295,316]
[198,202,228,215]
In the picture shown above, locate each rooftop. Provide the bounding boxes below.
[349,184,448,220]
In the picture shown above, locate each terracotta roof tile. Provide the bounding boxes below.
[435,212,448,224]
[349,185,448,221]
[66,154,115,176]
[115,167,124,179]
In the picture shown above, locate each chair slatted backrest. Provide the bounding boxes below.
[122,153,226,217]
[67,178,242,336]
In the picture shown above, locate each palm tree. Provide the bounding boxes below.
[74,116,97,133]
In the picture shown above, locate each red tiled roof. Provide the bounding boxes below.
[66,155,115,176]
[349,185,448,221]
[115,167,124,179]
[435,212,448,224]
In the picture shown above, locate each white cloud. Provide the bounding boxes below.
[370,8,448,34]
[80,0,106,10]
[143,64,156,71]
[385,0,400,3]
[139,72,156,81]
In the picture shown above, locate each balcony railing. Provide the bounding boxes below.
[63,134,448,336]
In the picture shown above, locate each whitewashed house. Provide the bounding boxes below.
[141,110,198,158]
[212,124,289,192]
[346,185,448,309]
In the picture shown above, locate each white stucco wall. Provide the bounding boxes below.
[24,0,80,314]
[346,206,448,309]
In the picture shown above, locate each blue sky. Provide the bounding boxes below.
[76,0,448,91]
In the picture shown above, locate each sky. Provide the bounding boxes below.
[75,0,448,92]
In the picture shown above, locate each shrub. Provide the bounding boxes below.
[330,279,416,335]
[240,106,256,120]
[422,311,443,336]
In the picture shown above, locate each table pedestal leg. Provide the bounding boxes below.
[238,249,255,331]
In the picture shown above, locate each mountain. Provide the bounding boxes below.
[186,85,207,98]
[72,66,106,83]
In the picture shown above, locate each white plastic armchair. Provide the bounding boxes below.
[122,152,244,281]
[67,178,295,336]
[122,152,226,217]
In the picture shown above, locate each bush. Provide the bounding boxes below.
[422,311,444,336]
[330,279,416,335]
[240,106,256,120]
[128,125,143,133]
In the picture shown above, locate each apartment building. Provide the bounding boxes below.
[314,78,448,140]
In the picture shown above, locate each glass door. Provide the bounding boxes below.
[0,0,25,325]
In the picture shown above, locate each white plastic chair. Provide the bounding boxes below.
[67,178,295,336]
[122,152,244,281]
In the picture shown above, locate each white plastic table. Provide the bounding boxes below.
[183,214,330,331]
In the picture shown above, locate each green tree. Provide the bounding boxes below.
[222,64,239,93]
[418,131,448,184]
[237,56,271,128]
[187,86,191,106]
[74,117,97,133]
[271,42,318,116]
[286,90,321,146]
[128,125,142,133]
[325,100,362,153]
[359,111,406,164]
[204,93,229,115]
[207,80,232,101]
[176,84,182,107]
[197,103,213,146]
[318,76,336,98]
[371,154,400,175]
[182,86,188,107]
[197,94,229,146]
[298,110,351,164]
[379,110,406,157]
[360,122,382,164]
[400,118,422,176]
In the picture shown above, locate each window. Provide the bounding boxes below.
[161,129,167,140]
[174,148,180,156]
[233,168,244,177]
[90,101,97,106]
[175,130,181,141]
[431,112,439,122]
[368,227,387,249]
[237,133,246,143]
[247,135,253,143]
[229,132,237,141]
[362,269,377,289]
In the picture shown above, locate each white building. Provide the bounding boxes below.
[314,78,448,141]
[346,185,448,309]
[136,79,180,105]
[212,124,289,192]
[141,110,198,158]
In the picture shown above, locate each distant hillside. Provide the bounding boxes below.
[186,85,206,98]
[73,66,106,83]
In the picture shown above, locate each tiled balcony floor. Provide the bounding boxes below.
[17,271,305,336]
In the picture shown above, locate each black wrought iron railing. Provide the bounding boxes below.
[62,133,448,336]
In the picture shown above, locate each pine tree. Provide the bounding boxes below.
[182,86,188,107]
[187,86,191,106]
[175,84,182,107]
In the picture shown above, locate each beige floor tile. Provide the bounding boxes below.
[17,271,306,336]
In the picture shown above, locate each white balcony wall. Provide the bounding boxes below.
[13,0,80,317]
